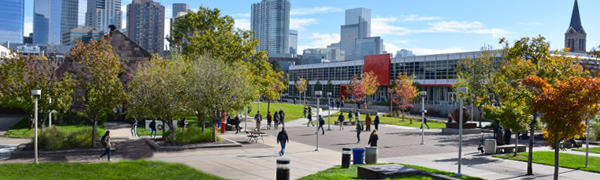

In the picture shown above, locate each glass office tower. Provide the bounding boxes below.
[0,0,25,44]
[34,0,62,45]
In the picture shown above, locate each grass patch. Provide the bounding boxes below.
[3,118,106,139]
[38,126,106,150]
[0,160,224,180]
[250,102,307,122]
[298,163,483,180]
[493,151,600,173]
[163,126,221,144]
[328,112,446,129]
[573,147,600,154]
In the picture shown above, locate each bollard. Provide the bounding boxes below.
[276,158,290,180]
[342,148,351,168]
[365,146,378,164]
[220,121,226,134]
[352,148,365,165]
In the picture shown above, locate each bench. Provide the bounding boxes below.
[226,124,235,131]
[560,141,583,149]
[496,144,526,154]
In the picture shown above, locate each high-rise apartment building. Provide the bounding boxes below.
[127,0,165,55]
[86,0,123,32]
[0,0,24,44]
[345,8,370,36]
[565,0,586,53]
[340,15,369,60]
[289,30,297,55]
[61,0,87,36]
[34,0,62,45]
[172,3,189,17]
[396,49,414,58]
[251,0,290,54]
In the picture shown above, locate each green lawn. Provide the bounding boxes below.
[327,112,446,129]
[493,151,600,173]
[250,102,307,122]
[298,163,483,180]
[0,160,224,180]
[573,147,600,154]
[3,118,106,139]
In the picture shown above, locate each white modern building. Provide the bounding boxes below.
[251,0,290,54]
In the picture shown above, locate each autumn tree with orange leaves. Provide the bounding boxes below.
[522,75,600,180]
[346,75,366,108]
[388,73,418,120]
[362,71,379,108]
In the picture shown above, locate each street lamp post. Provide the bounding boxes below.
[327,92,332,131]
[456,87,468,177]
[32,89,41,163]
[48,97,52,128]
[315,90,322,151]
[420,91,427,145]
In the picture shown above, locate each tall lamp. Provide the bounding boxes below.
[456,87,468,177]
[315,90,322,151]
[327,92,332,131]
[32,89,41,163]
[420,91,427,145]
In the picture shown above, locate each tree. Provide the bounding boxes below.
[0,55,75,129]
[248,52,285,115]
[362,71,379,108]
[346,75,366,106]
[521,75,600,180]
[270,60,283,73]
[388,73,418,120]
[126,55,187,143]
[295,77,307,105]
[455,45,500,127]
[488,36,587,175]
[183,55,256,141]
[168,6,257,65]
[69,38,124,148]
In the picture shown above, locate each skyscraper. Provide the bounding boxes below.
[0,0,24,44]
[127,0,165,55]
[289,30,297,55]
[340,9,370,60]
[345,8,371,36]
[172,3,189,18]
[34,0,62,45]
[251,0,290,54]
[565,0,586,53]
[61,0,87,36]
[86,0,123,32]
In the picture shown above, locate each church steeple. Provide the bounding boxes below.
[565,0,586,53]
[569,0,582,32]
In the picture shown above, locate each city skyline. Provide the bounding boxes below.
[18,0,600,55]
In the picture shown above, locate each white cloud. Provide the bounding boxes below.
[165,6,172,19]
[234,19,250,30]
[384,42,400,53]
[235,13,251,18]
[393,39,417,44]
[372,16,510,38]
[403,14,443,21]
[24,22,32,35]
[468,28,511,38]
[297,33,340,53]
[371,17,411,36]
[291,6,343,15]
[425,21,484,32]
[290,18,318,30]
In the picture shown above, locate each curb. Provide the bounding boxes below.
[146,138,242,151]
[12,143,117,155]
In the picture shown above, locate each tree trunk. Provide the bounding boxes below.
[514,131,518,157]
[91,116,98,148]
[212,111,218,142]
[198,114,205,133]
[527,110,537,175]
[553,135,559,180]
[478,106,483,128]
[161,118,165,139]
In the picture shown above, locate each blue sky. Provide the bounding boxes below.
[23,0,600,55]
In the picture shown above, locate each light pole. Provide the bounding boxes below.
[420,91,427,145]
[244,106,248,133]
[315,90,322,151]
[32,89,41,163]
[48,97,52,128]
[456,87,468,177]
[327,92,332,131]
[586,115,590,167]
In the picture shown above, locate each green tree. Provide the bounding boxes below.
[0,55,75,129]
[69,38,124,148]
[270,60,283,73]
[295,77,308,105]
[126,55,187,142]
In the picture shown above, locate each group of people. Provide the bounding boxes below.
[254,108,286,131]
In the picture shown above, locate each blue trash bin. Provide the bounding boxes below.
[352,148,365,165]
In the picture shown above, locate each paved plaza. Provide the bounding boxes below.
[1,115,600,180]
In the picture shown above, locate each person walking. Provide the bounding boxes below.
[150,119,157,139]
[307,107,314,127]
[180,117,188,131]
[365,114,372,131]
[355,110,360,122]
[303,106,307,118]
[99,131,115,161]
[341,100,344,108]
[420,116,430,129]
[338,112,345,130]
[273,112,280,130]
[368,129,379,147]
[317,115,325,135]
[447,113,454,123]
[131,116,138,137]
[348,110,353,124]
[277,127,289,156]
[374,114,380,130]
[266,112,273,130]
[279,108,286,127]
[254,111,263,131]
[234,115,241,134]
[356,121,363,143]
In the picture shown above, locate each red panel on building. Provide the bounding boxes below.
[340,84,348,100]
[363,54,391,86]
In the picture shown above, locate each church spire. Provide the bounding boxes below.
[569,0,582,32]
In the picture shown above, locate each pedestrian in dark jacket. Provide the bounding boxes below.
[279,108,286,127]
[307,107,314,127]
[356,121,363,143]
[277,127,289,156]
[348,111,353,124]
[338,112,345,130]
[99,131,115,161]
[368,129,379,147]
[150,119,157,139]
[317,115,325,135]
[234,115,241,134]
[274,112,280,130]
[254,111,263,131]
[267,112,273,130]
[374,114,380,130]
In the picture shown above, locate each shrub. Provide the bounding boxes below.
[163,126,221,144]
[38,126,104,150]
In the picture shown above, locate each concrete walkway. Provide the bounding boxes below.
[0,116,31,160]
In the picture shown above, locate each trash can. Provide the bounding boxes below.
[352,148,365,165]
[484,139,497,155]
[365,146,378,164]
[342,148,351,168]
[276,158,290,180]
